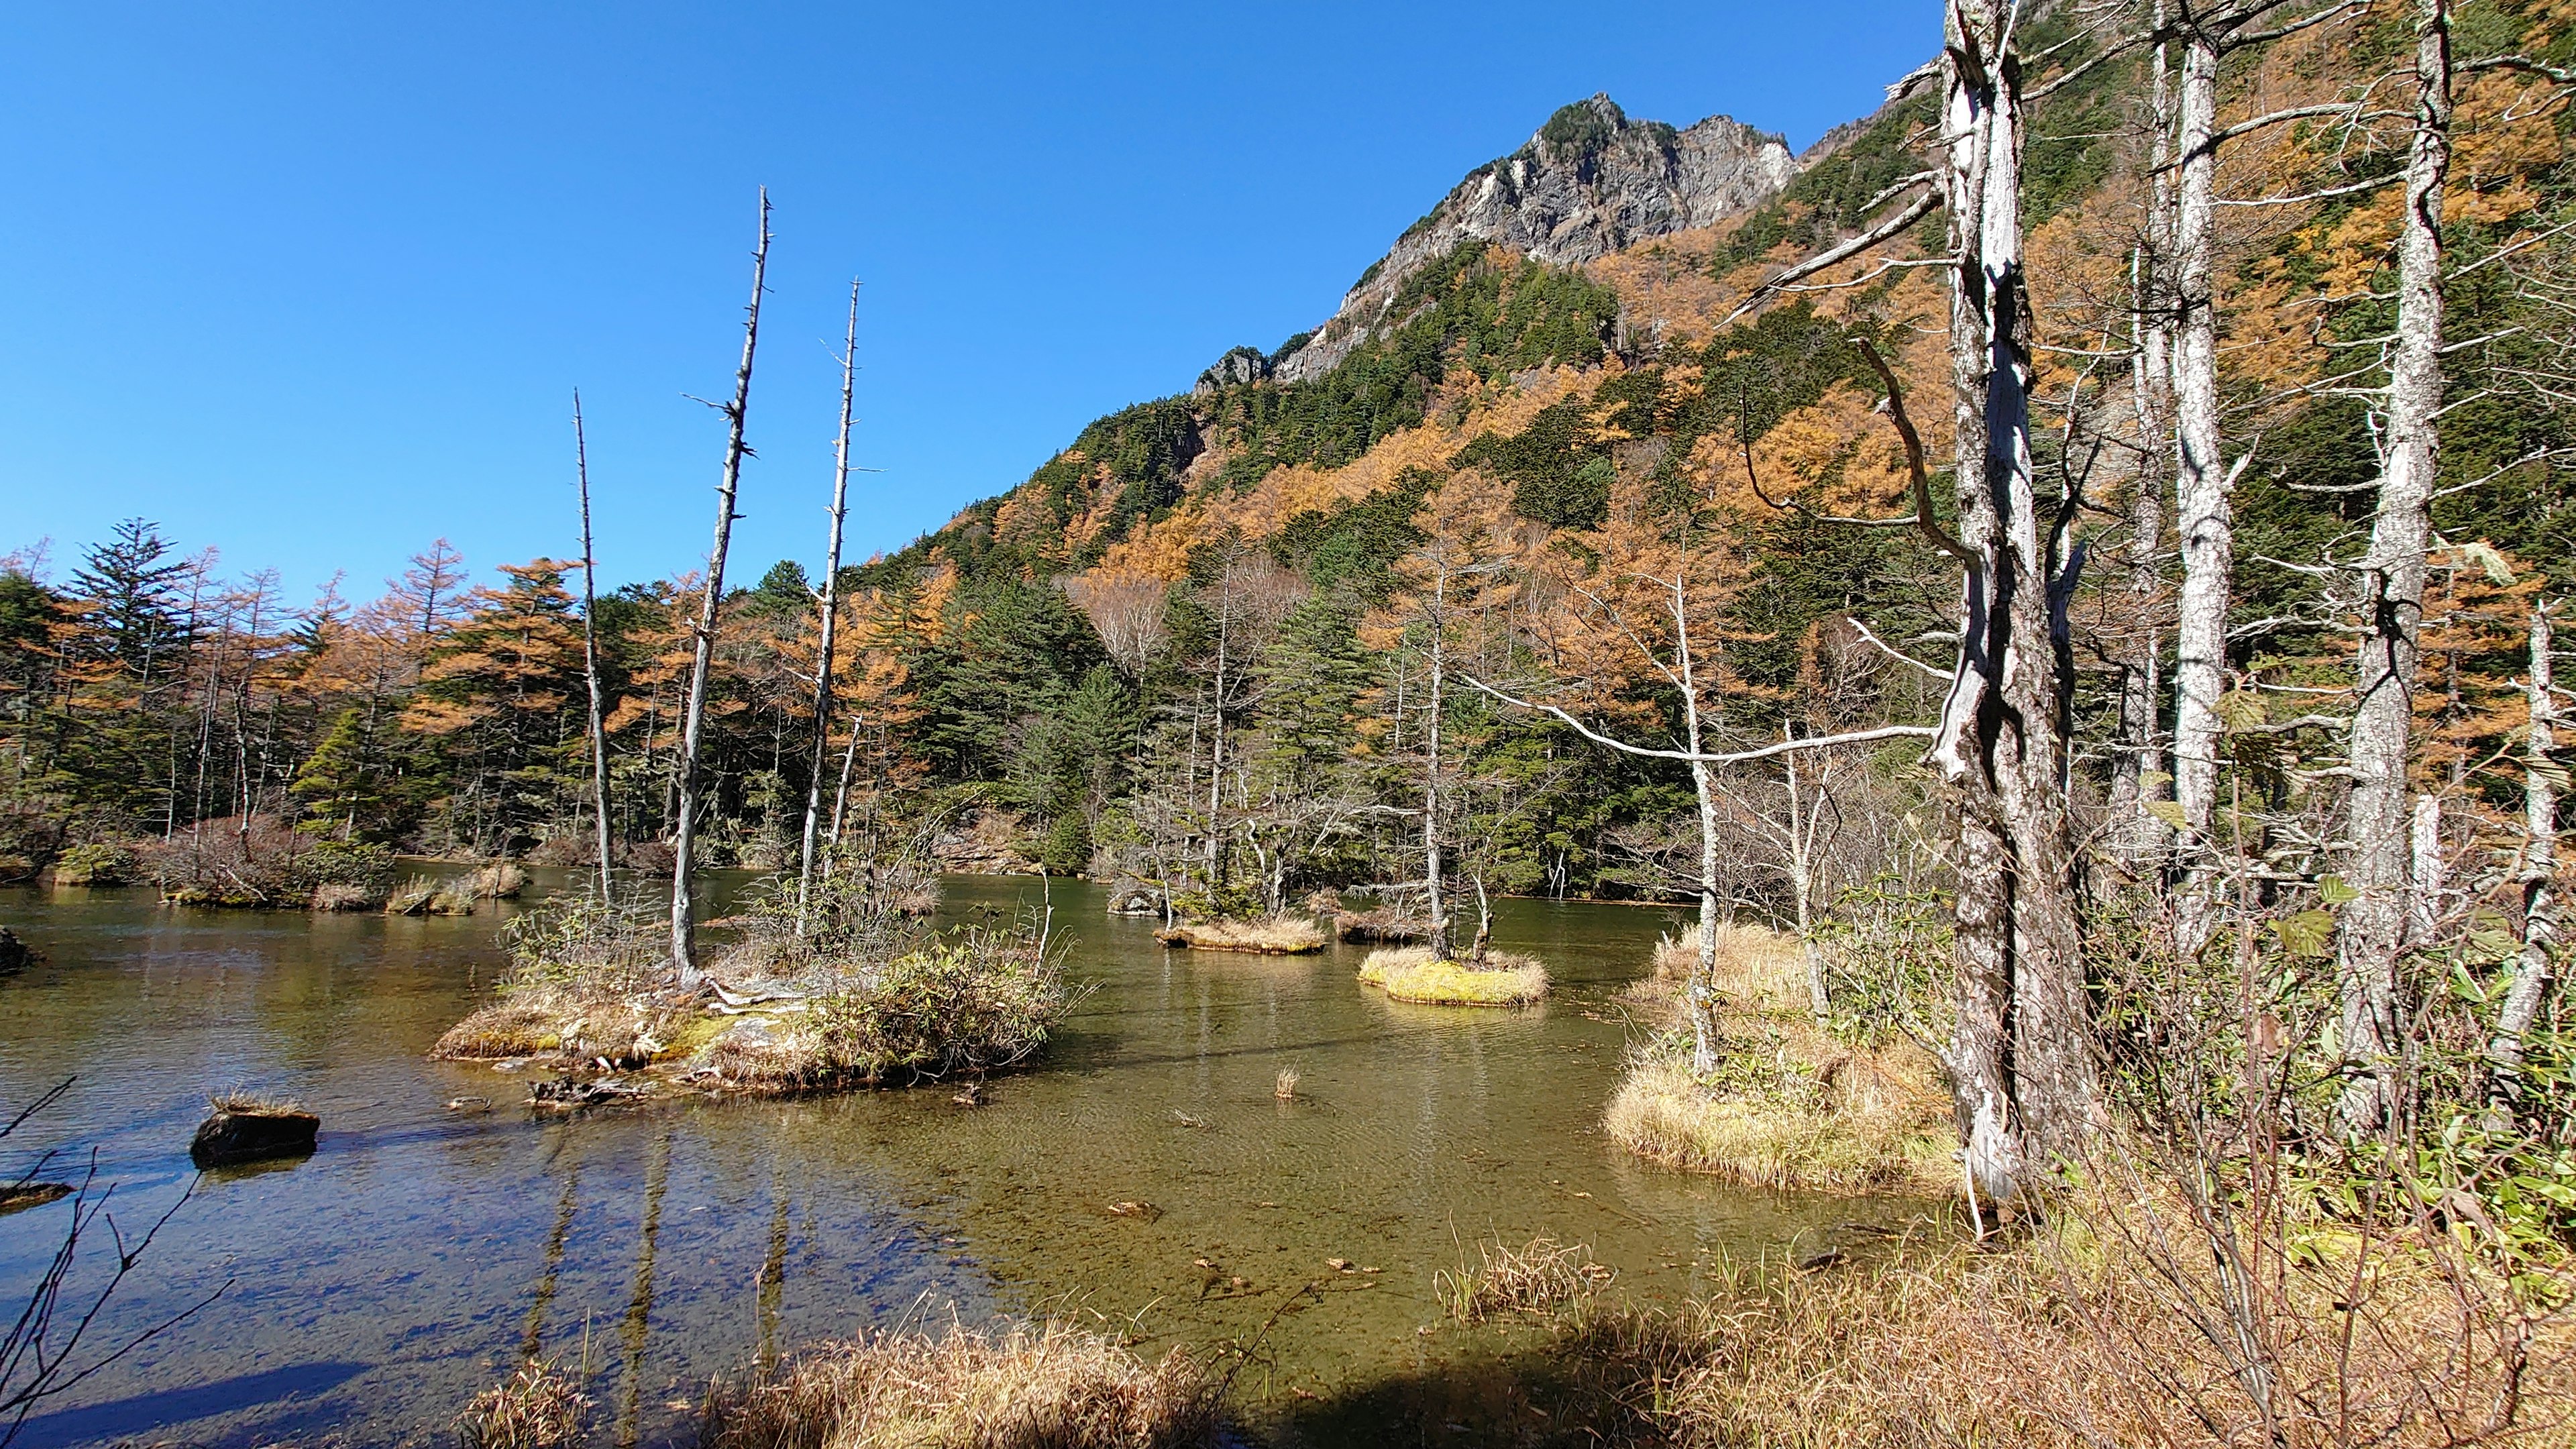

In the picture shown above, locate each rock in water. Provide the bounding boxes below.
[189,1102,319,1167]
[0,927,32,975]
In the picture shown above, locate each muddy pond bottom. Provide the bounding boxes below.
[0,874,1903,1446]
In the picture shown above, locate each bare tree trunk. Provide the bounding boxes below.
[1931,0,2100,1199]
[2170,21,2234,955]
[2489,600,2558,1108]
[2113,2,2176,871]
[1786,736,1827,1022]
[671,191,771,982]
[2335,0,2449,1136]
[797,280,860,932]
[2409,792,2444,945]
[574,392,615,903]
[1688,758,1723,1075]
[1424,572,1450,960]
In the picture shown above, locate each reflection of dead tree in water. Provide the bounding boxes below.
[3,1079,226,1448]
[757,1165,790,1371]
[519,1150,583,1363]
[613,1129,674,1449]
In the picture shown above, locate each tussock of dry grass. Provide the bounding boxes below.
[431,985,690,1063]
[1613,922,1951,1193]
[207,1089,307,1117]
[309,881,376,912]
[454,1358,587,1449]
[1438,1236,1615,1324]
[1153,914,1327,953]
[1606,1048,1951,1193]
[1333,906,1431,943]
[469,862,529,899]
[699,1322,1223,1449]
[1656,1185,2575,1448]
[385,877,476,916]
[1647,920,1807,1010]
[1357,947,1548,1006]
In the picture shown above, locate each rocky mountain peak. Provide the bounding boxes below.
[1272,95,1796,382]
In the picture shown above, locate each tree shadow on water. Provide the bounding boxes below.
[8,1359,369,1448]
[1279,1320,1681,1449]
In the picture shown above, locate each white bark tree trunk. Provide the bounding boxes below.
[2334,0,2449,1135]
[2113,4,2176,872]
[798,280,861,931]
[671,192,771,981]
[2170,23,2234,956]
[574,392,615,904]
[2489,601,2559,1107]
[1931,0,2100,1200]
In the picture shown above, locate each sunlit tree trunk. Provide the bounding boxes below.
[573,392,615,902]
[798,280,861,931]
[2113,1,2176,873]
[1930,0,2100,1205]
[672,191,771,982]
[2489,600,2557,1109]
[2335,0,2449,1136]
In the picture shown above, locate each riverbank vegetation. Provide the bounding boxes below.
[1609,922,1951,1192]
[698,1322,1224,1449]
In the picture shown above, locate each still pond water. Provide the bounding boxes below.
[1,872,1898,1447]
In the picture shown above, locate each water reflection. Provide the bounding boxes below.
[0,873,1889,1446]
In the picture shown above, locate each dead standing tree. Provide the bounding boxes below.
[2332,0,2450,1136]
[671,190,771,982]
[796,278,861,932]
[1926,0,2101,1205]
[572,392,614,902]
[2487,599,2560,1110]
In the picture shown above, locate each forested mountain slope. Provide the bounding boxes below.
[3,0,2569,922]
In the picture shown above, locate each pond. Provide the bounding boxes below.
[0,872,1902,1446]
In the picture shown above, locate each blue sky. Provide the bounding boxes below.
[0,2,1926,604]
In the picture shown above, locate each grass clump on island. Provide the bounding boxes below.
[131,815,400,910]
[1606,922,1951,1194]
[1356,945,1548,1006]
[698,1321,1224,1449]
[435,843,1071,1091]
[1153,912,1327,953]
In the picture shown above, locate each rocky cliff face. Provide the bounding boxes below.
[1271,95,1796,383]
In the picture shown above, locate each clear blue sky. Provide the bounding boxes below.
[0,2,1925,604]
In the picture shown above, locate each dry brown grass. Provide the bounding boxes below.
[699,1321,1224,1449]
[1613,922,1951,1194]
[469,862,529,899]
[454,1358,587,1449]
[1356,947,1549,1006]
[1606,1042,1952,1194]
[386,877,476,916]
[309,881,376,912]
[1153,914,1328,953]
[430,985,690,1063]
[1332,906,1431,943]
[207,1089,307,1117]
[1437,1236,1616,1324]
[1654,1185,2575,1449]
[1646,920,1807,1010]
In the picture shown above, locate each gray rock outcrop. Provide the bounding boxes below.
[1273,95,1796,383]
